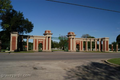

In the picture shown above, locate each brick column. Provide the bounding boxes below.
[81,41,83,51]
[103,39,107,52]
[79,40,81,51]
[74,38,76,51]
[106,40,109,51]
[43,39,45,51]
[46,37,48,51]
[49,37,51,51]
[99,40,101,51]
[10,32,18,51]
[70,38,72,51]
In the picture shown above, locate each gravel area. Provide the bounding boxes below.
[0,59,119,80]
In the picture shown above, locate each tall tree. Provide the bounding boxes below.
[1,9,34,34]
[116,34,120,43]
[81,34,95,49]
[0,9,34,49]
[51,40,59,48]
[59,36,68,50]
[0,0,12,16]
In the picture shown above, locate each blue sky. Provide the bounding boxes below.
[10,0,120,43]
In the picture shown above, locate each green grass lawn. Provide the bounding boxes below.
[108,58,120,65]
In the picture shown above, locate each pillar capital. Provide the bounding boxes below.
[43,30,53,36]
[67,32,76,38]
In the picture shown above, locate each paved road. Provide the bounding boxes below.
[0,52,120,61]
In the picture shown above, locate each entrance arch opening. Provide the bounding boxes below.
[38,43,42,52]
[76,44,80,52]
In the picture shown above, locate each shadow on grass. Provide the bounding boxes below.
[64,62,120,80]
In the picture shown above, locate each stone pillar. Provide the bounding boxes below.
[95,40,97,51]
[105,39,106,52]
[103,39,107,52]
[67,32,76,52]
[33,39,35,51]
[90,40,92,51]
[111,44,113,51]
[10,32,18,51]
[46,36,48,51]
[43,39,45,51]
[106,39,109,52]
[43,30,52,51]
[81,41,83,51]
[49,37,51,51]
[37,39,38,51]
[74,38,76,51]
[99,40,101,51]
[70,38,72,51]
[85,41,88,51]
[27,37,29,51]
[102,40,105,52]
[79,40,81,51]
[116,44,118,52]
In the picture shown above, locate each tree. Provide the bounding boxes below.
[81,34,94,38]
[51,40,59,48]
[116,34,120,43]
[0,0,12,16]
[1,9,34,34]
[111,41,118,50]
[0,9,34,49]
[59,36,68,50]
[81,34,95,49]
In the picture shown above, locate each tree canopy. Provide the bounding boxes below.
[116,34,120,44]
[59,36,68,50]
[51,40,59,48]
[0,0,34,50]
[1,9,34,34]
[0,0,12,16]
[81,34,95,49]
[81,34,94,38]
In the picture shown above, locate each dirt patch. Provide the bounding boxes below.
[0,59,104,80]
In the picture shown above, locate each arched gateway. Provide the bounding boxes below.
[10,30,109,52]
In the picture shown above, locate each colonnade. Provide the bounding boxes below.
[10,30,52,52]
[67,32,109,52]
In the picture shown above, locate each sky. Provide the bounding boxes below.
[9,0,120,43]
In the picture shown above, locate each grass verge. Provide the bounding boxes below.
[108,58,120,65]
